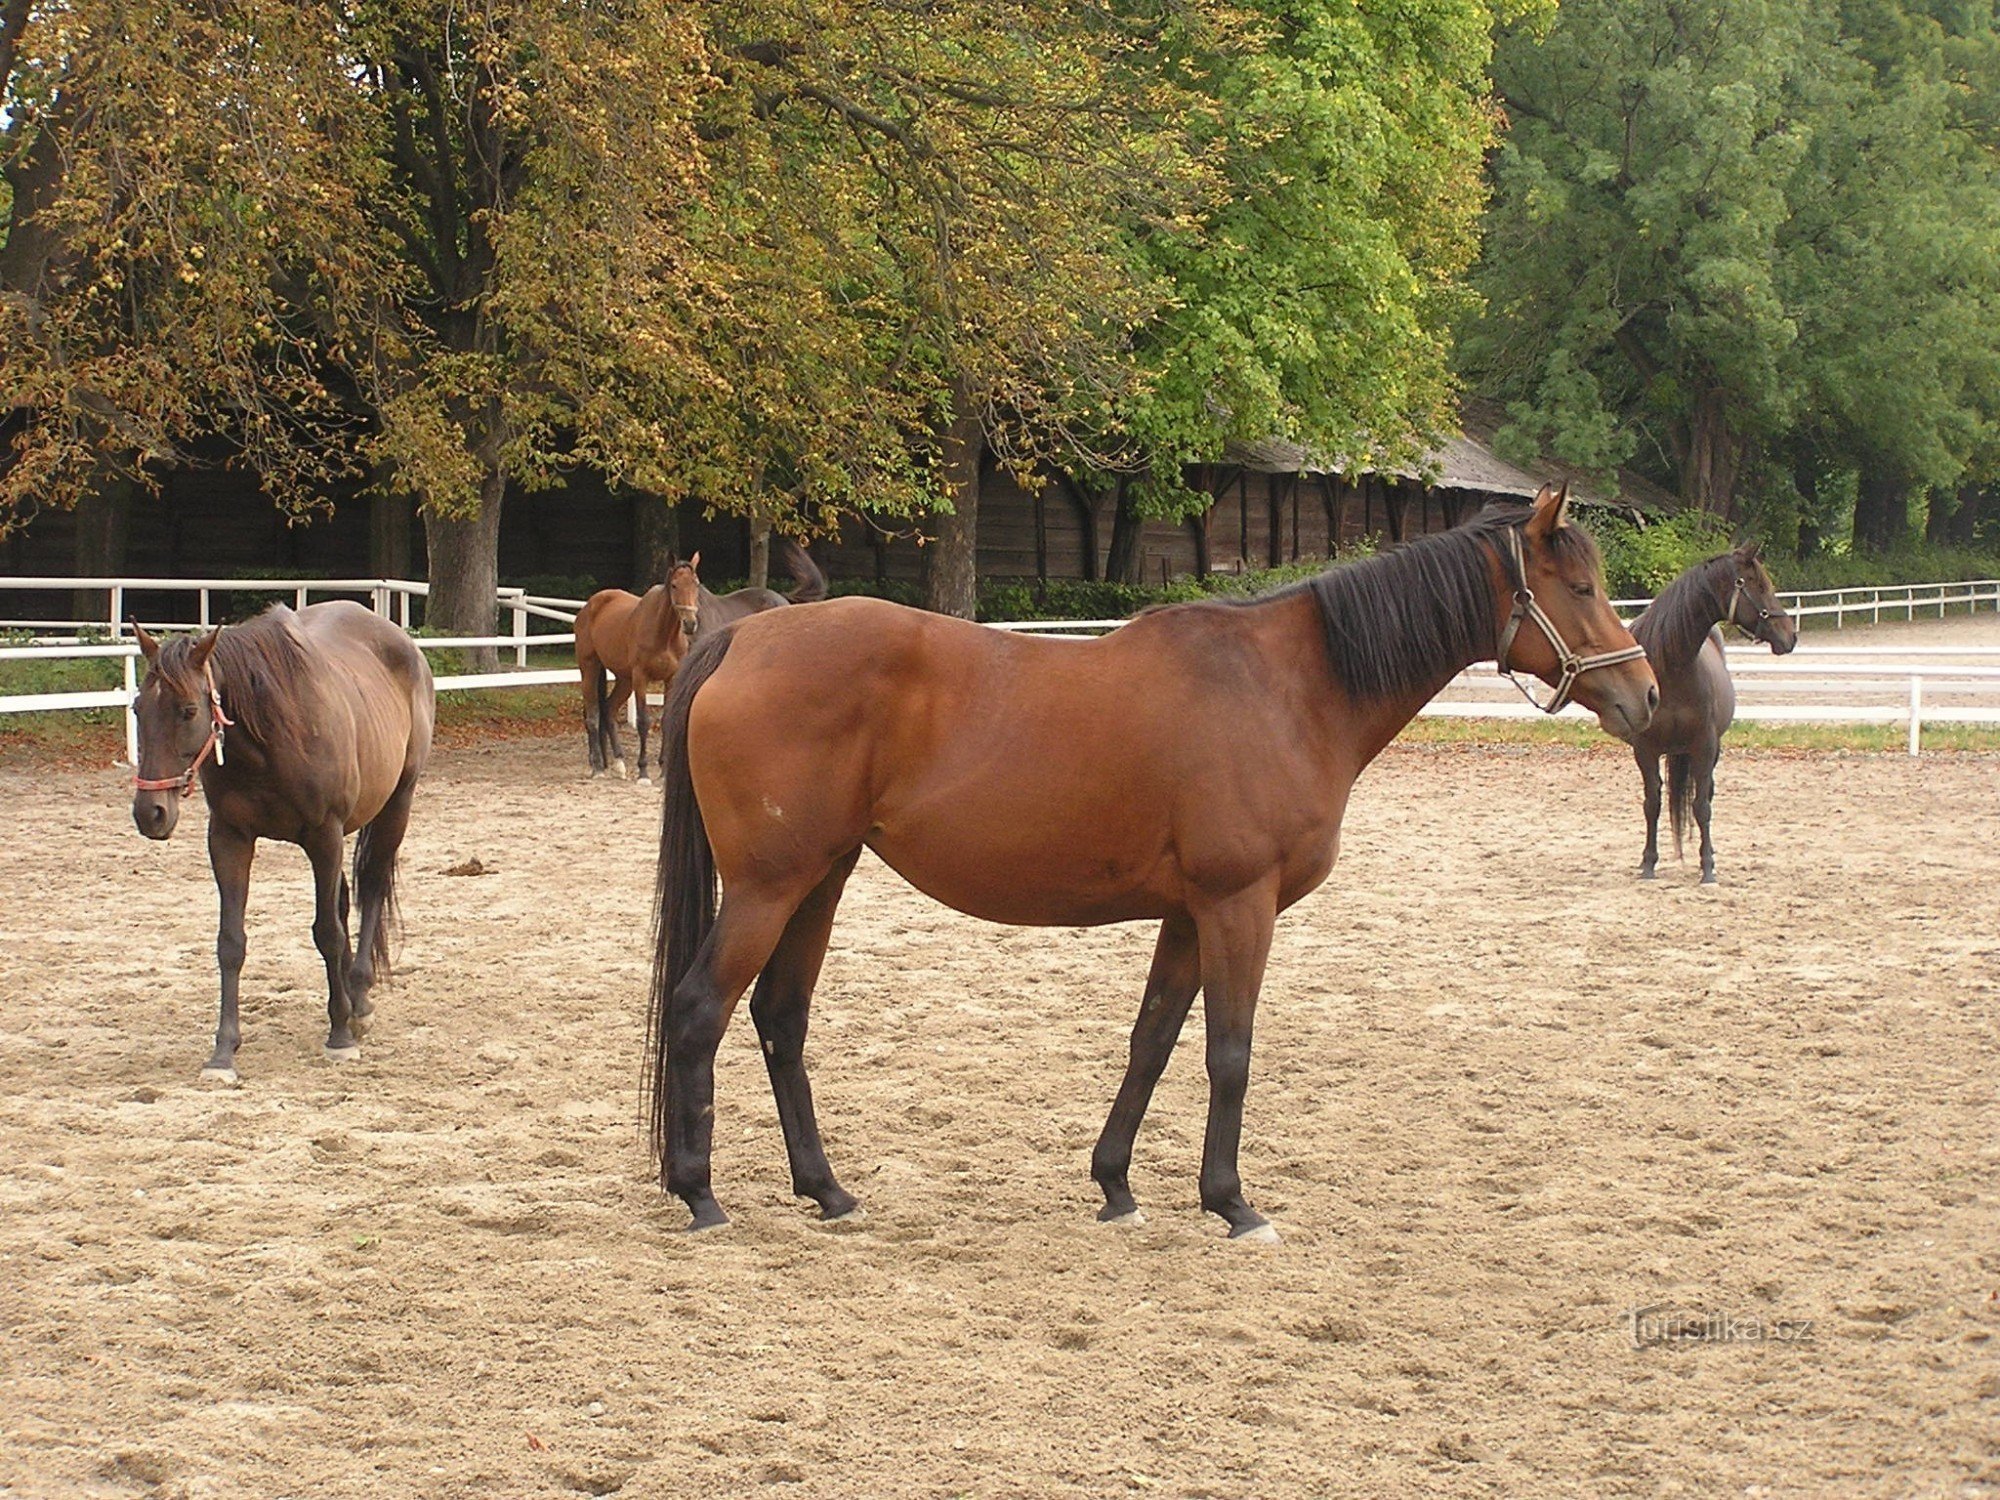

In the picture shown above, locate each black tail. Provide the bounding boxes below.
[774,535,828,603]
[1667,752,1694,862]
[646,626,737,1173]
[353,818,401,983]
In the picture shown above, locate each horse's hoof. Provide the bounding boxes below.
[199,1066,240,1087]
[611,759,628,779]
[1099,1208,1147,1227]
[1229,1222,1282,1246]
[1701,874,1718,886]
[1639,868,1656,881]
[636,775,653,787]
[819,1204,866,1226]
[324,1044,362,1064]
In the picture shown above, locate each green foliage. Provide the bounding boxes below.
[1588,513,1734,597]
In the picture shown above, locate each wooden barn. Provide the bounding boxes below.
[0,401,1674,624]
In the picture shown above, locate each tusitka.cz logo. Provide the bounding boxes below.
[1627,1303,1817,1349]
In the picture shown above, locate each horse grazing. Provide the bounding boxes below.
[129,604,434,1080]
[574,584,686,782]
[669,535,827,643]
[1629,543,1797,883]
[646,487,1658,1239]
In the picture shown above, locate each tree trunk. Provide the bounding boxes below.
[1104,479,1145,584]
[747,516,771,591]
[1677,390,1744,518]
[422,475,505,671]
[370,493,414,580]
[1792,443,1821,559]
[71,477,133,626]
[1946,483,1990,547]
[921,384,982,619]
[630,493,678,589]
[1850,467,1908,554]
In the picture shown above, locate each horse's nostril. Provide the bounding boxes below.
[1646,684,1661,715]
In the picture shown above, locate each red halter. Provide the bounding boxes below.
[133,663,233,797]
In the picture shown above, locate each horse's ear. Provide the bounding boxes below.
[1737,538,1763,564]
[1526,482,1570,538]
[688,550,700,572]
[131,618,160,662]
[187,625,222,670]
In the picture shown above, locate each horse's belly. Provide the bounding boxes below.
[866,814,1178,927]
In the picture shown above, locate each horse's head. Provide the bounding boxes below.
[669,551,703,640]
[130,621,227,840]
[1726,542,1796,654]
[1493,485,1658,740]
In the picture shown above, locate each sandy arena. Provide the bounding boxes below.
[2,731,1996,1496]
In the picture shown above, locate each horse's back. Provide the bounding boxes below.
[297,601,434,807]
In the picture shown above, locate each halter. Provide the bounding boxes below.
[133,663,233,797]
[1726,576,1777,627]
[1493,526,1649,714]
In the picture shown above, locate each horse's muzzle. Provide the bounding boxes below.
[133,790,180,840]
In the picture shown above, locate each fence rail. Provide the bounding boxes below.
[6,573,2000,760]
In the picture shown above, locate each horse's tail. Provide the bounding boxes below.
[646,626,736,1175]
[1666,752,1694,862]
[775,535,828,603]
[353,814,402,985]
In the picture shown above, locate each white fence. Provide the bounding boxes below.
[6,573,2000,761]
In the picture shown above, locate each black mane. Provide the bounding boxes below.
[1293,502,1603,702]
[1631,553,1735,670]
[153,605,317,755]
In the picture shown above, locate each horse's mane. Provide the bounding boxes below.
[1631,553,1735,669]
[1301,502,1602,701]
[154,605,317,755]
[1147,502,1599,702]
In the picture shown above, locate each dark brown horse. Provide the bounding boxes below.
[574,584,686,782]
[669,535,827,643]
[1629,544,1797,883]
[129,604,434,1080]
[646,488,1659,1239]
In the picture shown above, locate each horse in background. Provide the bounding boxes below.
[1628,543,1798,883]
[129,604,434,1080]
[669,535,827,643]
[574,584,686,782]
[645,488,1658,1239]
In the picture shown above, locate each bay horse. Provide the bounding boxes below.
[646,487,1659,1240]
[574,583,686,782]
[129,603,434,1080]
[1629,543,1797,883]
[669,535,827,644]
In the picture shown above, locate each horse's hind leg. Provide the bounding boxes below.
[749,850,863,1221]
[1637,749,1663,880]
[632,672,653,784]
[304,821,363,1061]
[1091,914,1200,1225]
[348,774,416,1021]
[603,678,632,778]
[666,877,824,1230]
[1695,749,1720,884]
[204,821,256,1081]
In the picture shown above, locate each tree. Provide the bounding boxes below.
[1118,0,1532,533]
[1465,0,2000,540]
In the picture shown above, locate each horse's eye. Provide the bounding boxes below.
[180,703,198,720]
[1569,580,1595,598]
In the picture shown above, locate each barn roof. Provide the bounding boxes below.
[1219,398,1679,516]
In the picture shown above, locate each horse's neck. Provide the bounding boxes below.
[1645,564,1732,672]
[1258,591,1477,777]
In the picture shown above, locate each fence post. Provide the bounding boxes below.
[296,586,309,613]
[199,588,211,629]
[1907,675,1921,757]
[123,651,138,766]
[109,584,123,637]
[512,597,528,667]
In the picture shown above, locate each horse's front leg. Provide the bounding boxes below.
[304,822,362,1061]
[1192,884,1279,1242]
[1092,914,1200,1225]
[1637,748,1663,879]
[632,671,653,785]
[204,820,256,1082]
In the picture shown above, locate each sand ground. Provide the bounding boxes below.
[1,728,1996,1498]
